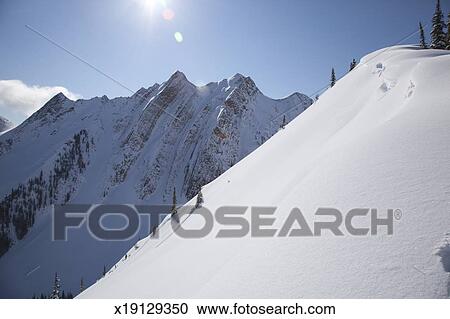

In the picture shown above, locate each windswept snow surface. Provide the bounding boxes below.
[81,46,450,298]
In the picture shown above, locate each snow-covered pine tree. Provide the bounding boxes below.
[419,22,427,48]
[195,189,204,208]
[430,0,446,49]
[50,272,61,299]
[330,68,336,87]
[349,59,357,71]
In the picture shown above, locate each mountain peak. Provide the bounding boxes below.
[52,92,68,101]
[39,92,68,109]
[168,70,188,83]
[227,73,258,97]
[162,70,195,91]
[0,115,14,133]
[228,73,250,85]
[230,73,246,81]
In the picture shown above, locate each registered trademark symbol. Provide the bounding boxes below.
[394,209,402,220]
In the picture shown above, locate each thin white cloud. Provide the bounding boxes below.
[0,79,81,117]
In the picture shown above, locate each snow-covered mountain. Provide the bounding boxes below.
[0,72,312,297]
[0,116,13,134]
[80,46,450,298]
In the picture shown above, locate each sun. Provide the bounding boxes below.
[133,0,182,43]
[139,0,168,16]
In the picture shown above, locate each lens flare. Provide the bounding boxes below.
[174,32,183,43]
[162,8,175,20]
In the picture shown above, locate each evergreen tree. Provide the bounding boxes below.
[195,189,204,208]
[171,187,177,216]
[330,68,336,87]
[281,115,286,129]
[80,277,84,293]
[430,0,446,49]
[50,272,61,299]
[446,13,450,50]
[102,265,107,277]
[150,225,158,237]
[349,59,357,71]
[419,22,427,48]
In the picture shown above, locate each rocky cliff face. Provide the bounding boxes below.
[105,71,312,203]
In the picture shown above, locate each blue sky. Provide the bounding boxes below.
[0,0,448,124]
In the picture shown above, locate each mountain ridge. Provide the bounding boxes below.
[0,71,312,297]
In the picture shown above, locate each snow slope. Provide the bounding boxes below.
[0,72,311,298]
[81,46,450,298]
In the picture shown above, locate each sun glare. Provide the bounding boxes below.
[135,0,183,44]
[139,0,168,17]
